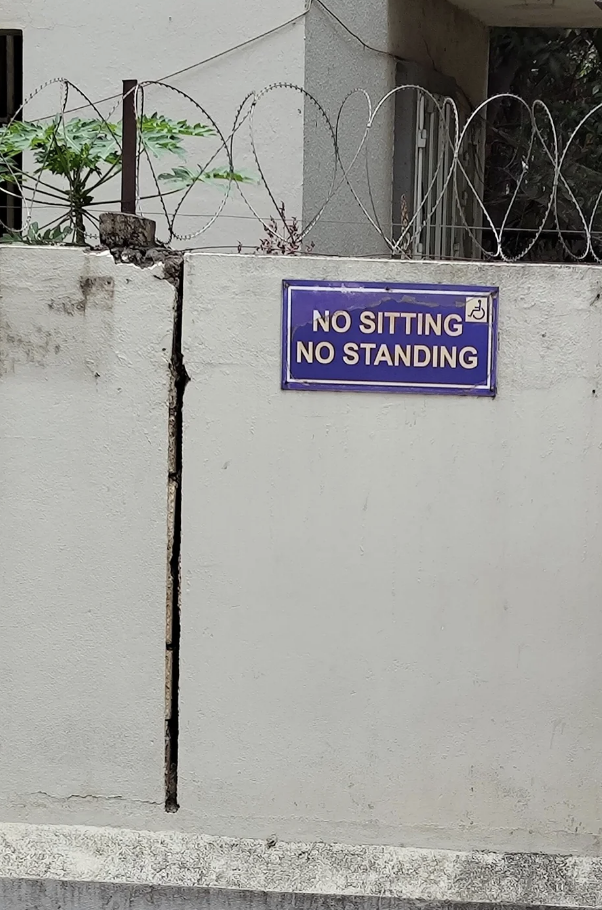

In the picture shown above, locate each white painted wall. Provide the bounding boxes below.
[180,252,602,856]
[0,247,171,821]
[3,245,602,864]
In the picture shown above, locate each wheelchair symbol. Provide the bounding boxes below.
[465,297,489,323]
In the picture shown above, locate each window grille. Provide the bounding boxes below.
[0,30,23,235]
[393,62,484,261]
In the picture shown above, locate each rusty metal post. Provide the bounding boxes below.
[121,79,137,215]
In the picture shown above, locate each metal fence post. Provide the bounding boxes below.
[121,79,137,215]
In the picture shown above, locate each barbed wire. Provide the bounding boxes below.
[2,77,602,263]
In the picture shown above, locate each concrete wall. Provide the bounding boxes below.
[0,247,172,821]
[452,0,601,28]
[302,0,395,258]
[389,0,490,108]
[5,244,602,869]
[302,0,489,257]
[180,252,602,856]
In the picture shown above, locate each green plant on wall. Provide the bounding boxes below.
[0,114,250,245]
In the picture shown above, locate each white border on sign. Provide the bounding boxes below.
[286,285,494,392]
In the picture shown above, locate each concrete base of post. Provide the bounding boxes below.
[99,212,156,249]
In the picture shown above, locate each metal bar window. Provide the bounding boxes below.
[0,30,23,235]
[393,61,484,262]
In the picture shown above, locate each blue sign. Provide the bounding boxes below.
[282,280,498,397]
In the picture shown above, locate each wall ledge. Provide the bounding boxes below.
[1,824,602,908]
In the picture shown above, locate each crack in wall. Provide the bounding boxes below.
[165,258,188,812]
[101,216,187,813]
[31,792,162,807]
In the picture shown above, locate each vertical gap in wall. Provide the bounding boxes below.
[165,259,188,812]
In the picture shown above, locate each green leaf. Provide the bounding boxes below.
[157,164,255,189]
[1,220,72,245]
[139,114,216,159]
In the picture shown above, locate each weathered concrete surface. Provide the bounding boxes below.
[3,824,602,907]
[0,884,597,910]
[99,211,157,248]
[180,253,602,855]
[0,247,172,816]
